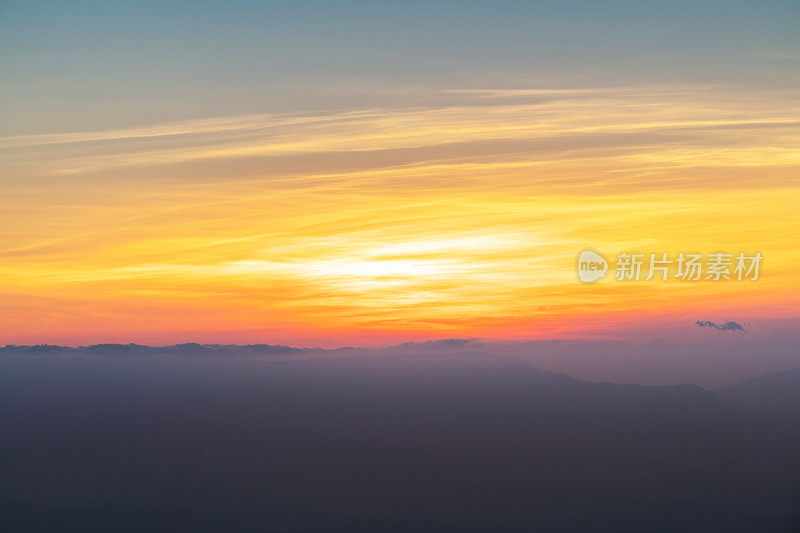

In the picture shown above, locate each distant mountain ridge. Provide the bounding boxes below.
[0,342,306,355]
[4,342,800,412]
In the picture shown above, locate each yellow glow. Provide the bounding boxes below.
[1,86,798,344]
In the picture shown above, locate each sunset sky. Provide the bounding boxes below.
[1,1,798,346]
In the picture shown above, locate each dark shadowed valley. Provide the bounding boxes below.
[2,346,799,532]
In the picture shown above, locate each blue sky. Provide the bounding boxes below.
[1,0,798,133]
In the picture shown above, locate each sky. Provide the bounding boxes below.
[1,0,799,346]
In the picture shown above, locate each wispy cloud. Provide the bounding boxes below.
[695,320,746,332]
[3,86,798,181]
[1,85,798,342]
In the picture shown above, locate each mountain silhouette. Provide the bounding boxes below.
[717,364,800,411]
[1,349,798,532]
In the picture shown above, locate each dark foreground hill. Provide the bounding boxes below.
[717,364,800,412]
[1,351,798,532]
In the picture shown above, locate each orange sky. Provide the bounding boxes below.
[1,86,799,346]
